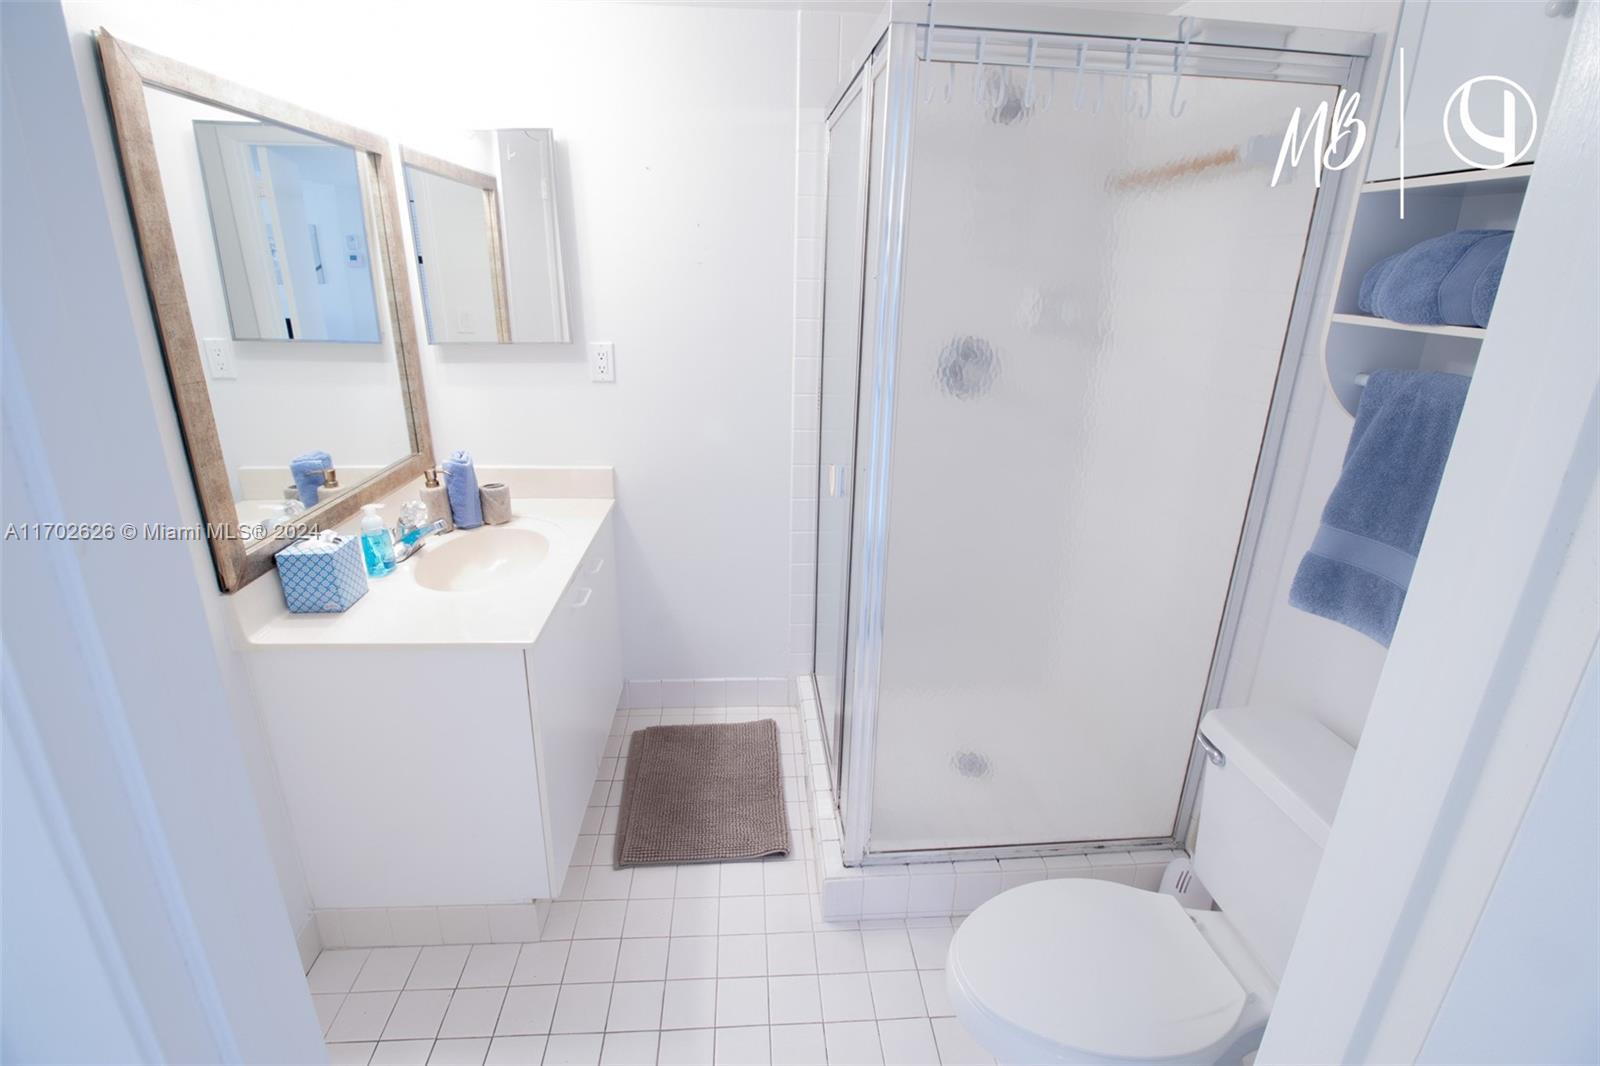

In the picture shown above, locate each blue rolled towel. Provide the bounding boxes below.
[289,451,332,508]
[1468,232,1511,327]
[1360,229,1512,326]
[1289,370,1470,646]
[443,450,483,529]
[1357,251,1401,316]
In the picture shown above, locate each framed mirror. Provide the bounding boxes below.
[402,129,570,344]
[94,30,432,591]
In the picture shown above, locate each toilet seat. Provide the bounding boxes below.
[946,879,1271,1065]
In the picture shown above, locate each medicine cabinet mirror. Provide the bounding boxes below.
[401,129,571,344]
[95,30,434,592]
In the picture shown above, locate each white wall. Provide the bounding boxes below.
[69,0,803,683]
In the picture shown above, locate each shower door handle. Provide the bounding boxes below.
[826,464,847,497]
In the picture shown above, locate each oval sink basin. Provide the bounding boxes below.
[412,527,551,592]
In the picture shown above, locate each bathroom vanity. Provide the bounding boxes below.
[235,480,620,910]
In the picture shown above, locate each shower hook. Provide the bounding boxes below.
[920,0,938,102]
[973,35,987,103]
[1124,39,1153,118]
[1170,16,1195,117]
[1071,42,1088,112]
[1022,36,1039,108]
[945,61,956,102]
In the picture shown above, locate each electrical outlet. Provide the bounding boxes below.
[588,341,615,383]
[203,337,236,380]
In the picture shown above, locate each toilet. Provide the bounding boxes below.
[946,705,1356,1065]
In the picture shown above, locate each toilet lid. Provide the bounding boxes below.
[948,879,1248,1062]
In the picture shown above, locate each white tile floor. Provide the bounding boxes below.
[312,703,994,1066]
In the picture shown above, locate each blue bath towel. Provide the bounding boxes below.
[1357,230,1511,327]
[443,450,483,529]
[289,450,332,508]
[1289,370,1471,646]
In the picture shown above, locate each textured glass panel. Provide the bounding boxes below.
[869,65,1332,851]
[814,82,871,762]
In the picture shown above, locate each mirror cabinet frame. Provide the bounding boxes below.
[94,29,434,592]
[399,146,514,344]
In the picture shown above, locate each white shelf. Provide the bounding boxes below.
[1363,165,1534,196]
[1330,313,1487,340]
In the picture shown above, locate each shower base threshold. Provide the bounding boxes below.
[795,682,1185,921]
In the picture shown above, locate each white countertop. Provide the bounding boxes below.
[240,497,614,649]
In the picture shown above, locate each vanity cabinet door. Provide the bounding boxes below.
[252,645,551,908]
[527,514,623,888]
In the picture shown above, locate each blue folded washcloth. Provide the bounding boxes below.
[1358,229,1511,327]
[289,450,332,508]
[443,450,483,529]
[1289,370,1471,646]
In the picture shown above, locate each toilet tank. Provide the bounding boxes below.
[1189,706,1356,980]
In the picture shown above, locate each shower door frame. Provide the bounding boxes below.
[811,56,880,798]
[813,5,1374,866]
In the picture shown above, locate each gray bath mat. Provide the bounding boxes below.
[615,719,789,867]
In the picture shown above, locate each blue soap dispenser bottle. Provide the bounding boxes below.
[359,504,395,577]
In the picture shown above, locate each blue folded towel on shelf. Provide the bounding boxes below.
[443,450,484,529]
[1358,229,1511,328]
[1289,370,1471,646]
[289,450,332,508]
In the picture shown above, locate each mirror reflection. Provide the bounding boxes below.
[403,128,570,344]
[195,121,380,342]
[143,86,413,537]
[402,155,505,342]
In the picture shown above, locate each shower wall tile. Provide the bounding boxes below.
[787,22,839,696]
[795,237,822,279]
[794,278,823,318]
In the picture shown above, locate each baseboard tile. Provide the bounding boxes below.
[312,900,550,949]
[621,676,792,710]
[295,914,322,973]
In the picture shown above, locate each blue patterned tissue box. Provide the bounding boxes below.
[275,532,368,613]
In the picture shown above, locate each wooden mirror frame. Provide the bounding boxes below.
[399,146,514,343]
[94,29,434,592]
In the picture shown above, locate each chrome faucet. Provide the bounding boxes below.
[393,517,447,563]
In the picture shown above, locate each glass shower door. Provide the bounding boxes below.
[813,71,873,771]
[865,59,1333,853]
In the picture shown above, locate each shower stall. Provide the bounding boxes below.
[809,4,1369,863]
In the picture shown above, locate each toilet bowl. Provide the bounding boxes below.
[947,879,1274,1064]
[944,706,1355,1065]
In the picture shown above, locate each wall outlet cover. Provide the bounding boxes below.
[588,341,615,383]
[203,337,236,380]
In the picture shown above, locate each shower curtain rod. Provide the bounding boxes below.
[915,22,1356,88]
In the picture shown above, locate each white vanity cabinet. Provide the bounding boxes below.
[247,509,622,911]
[1366,0,1575,181]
